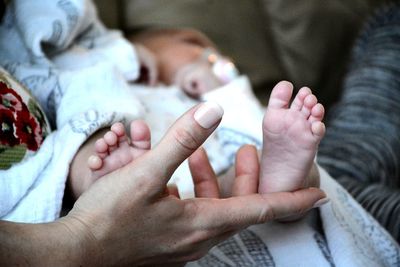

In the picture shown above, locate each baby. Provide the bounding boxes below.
[87,80,325,196]
[83,28,325,198]
[128,28,239,98]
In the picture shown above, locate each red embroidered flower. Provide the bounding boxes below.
[0,81,24,112]
[14,108,42,151]
[0,107,19,146]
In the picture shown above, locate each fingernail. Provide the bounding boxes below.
[312,197,330,208]
[194,102,224,129]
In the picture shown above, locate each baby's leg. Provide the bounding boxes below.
[259,81,325,194]
[88,120,151,180]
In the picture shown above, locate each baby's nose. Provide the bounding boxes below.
[183,66,222,98]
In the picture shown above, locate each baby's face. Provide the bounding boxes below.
[173,59,223,98]
[144,36,223,97]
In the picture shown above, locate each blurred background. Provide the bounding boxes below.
[94,0,389,112]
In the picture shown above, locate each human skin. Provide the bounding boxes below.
[130,28,216,85]
[135,43,159,86]
[0,103,327,266]
[259,81,325,193]
[130,30,324,194]
[130,28,223,97]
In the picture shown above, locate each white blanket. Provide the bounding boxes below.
[0,1,399,266]
[188,167,400,267]
[0,0,144,221]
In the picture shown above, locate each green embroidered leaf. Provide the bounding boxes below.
[28,98,50,138]
[0,145,27,170]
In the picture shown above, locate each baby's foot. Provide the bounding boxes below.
[88,120,151,180]
[258,81,325,194]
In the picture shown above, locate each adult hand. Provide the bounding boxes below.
[135,43,159,86]
[62,102,327,266]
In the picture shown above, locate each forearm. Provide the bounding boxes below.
[0,218,98,266]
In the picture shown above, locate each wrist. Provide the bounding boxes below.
[0,218,101,267]
[55,216,104,267]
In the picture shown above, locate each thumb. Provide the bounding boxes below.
[143,102,224,187]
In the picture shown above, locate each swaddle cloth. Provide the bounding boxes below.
[188,167,400,267]
[0,0,144,222]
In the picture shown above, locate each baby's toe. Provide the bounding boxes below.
[95,138,109,158]
[88,155,103,170]
[268,81,294,109]
[110,122,129,145]
[311,121,326,140]
[111,122,126,137]
[104,131,119,152]
[130,120,151,151]
[301,94,318,117]
[309,103,325,123]
[291,87,312,111]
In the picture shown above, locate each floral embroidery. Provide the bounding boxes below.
[0,85,24,112]
[0,108,19,146]
[0,81,43,151]
[0,68,51,170]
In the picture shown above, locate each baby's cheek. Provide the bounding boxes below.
[158,58,189,85]
[158,46,202,84]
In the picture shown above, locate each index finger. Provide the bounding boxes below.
[193,188,328,230]
[189,147,220,198]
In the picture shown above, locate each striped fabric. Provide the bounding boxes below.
[317,3,400,243]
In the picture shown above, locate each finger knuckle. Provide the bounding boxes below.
[258,202,275,223]
[173,126,201,152]
[183,200,201,219]
[293,204,308,215]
